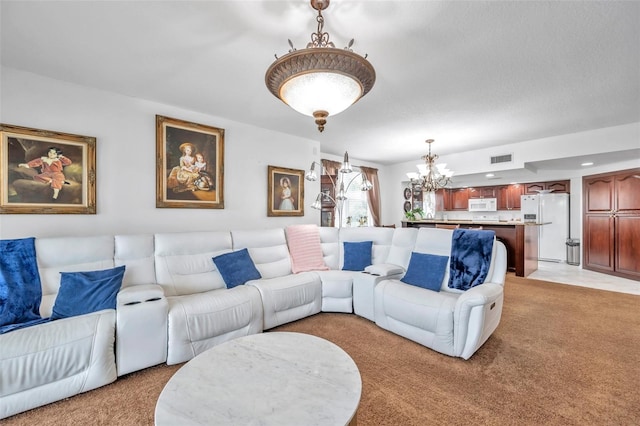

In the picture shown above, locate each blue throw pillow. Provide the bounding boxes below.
[212,249,262,289]
[51,265,125,320]
[342,241,373,271]
[401,252,449,292]
[0,237,43,328]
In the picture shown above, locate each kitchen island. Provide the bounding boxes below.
[402,220,542,277]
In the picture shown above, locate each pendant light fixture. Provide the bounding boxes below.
[407,139,454,192]
[265,0,376,132]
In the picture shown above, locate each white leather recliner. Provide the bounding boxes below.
[0,236,118,419]
[234,228,323,330]
[374,227,507,360]
[153,231,264,365]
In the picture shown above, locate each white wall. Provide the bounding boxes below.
[0,67,323,238]
[1,67,636,240]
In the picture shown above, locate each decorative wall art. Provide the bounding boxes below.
[156,115,224,209]
[267,165,304,217]
[0,123,96,214]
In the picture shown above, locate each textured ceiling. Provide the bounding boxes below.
[1,0,639,167]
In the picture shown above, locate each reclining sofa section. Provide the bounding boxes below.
[0,225,506,419]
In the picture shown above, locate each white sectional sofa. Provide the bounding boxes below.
[0,225,506,419]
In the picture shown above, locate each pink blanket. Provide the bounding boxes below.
[285,225,329,274]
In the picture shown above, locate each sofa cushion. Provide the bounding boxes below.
[401,252,449,292]
[285,224,329,273]
[51,265,125,320]
[0,237,45,333]
[448,229,495,291]
[212,249,261,288]
[342,241,373,271]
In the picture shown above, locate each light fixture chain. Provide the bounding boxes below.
[308,8,335,48]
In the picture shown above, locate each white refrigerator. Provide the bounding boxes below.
[521,193,570,262]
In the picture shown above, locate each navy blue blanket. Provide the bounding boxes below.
[448,229,495,291]
[0,237,46,334]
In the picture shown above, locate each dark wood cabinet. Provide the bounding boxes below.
[524,180,570,194]
[524,182,545,194]
[546,180,570,193]
[435,188,451,211]
[468,186,496,199]
[583,168,640,281]
[497,184,523,210]
[450,188,469,210]
[437,180,566,212]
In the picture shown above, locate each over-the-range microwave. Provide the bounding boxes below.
[468,198,498,212]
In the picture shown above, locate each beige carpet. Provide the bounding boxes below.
[4,275,639,425]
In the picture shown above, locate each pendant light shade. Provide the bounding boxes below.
[265,0,375,132]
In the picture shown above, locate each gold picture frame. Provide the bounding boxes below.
[0,123,96,214]
[156,115,224,209]
[267,165,304,217]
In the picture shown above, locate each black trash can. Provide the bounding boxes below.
[566,239,580,266]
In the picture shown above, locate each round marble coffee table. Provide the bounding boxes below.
[155,332,361,425]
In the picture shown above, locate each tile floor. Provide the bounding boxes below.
[526,261,640,295]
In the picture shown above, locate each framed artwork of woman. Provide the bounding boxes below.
[156,115,224,209]
[267,165,304,217]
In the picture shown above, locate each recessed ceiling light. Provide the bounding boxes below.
[581,162,594,166]
[486,173,495,177]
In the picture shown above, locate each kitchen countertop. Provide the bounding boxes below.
[402,219,548,226]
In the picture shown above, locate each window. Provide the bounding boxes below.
[340,172,371,227]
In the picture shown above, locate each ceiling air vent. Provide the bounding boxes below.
[490,154,513,164]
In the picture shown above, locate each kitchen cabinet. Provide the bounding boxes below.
[435,188,451,211]
[468,186,496,199]
[450,188,469,210]
[583,168,640,281]
[497,184,523,210]
[439,181,568,212]
[524,180,570,194]
[546,180,570,193]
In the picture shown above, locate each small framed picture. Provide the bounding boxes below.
[404,187,412,200]
[0,123,96,214]
[267,165,304,217]
[156,115,224,209]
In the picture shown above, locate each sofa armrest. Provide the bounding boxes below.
[454,282,503,311]
[364,263,404,277]
[453,283,504,359]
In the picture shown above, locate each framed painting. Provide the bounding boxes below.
[156,115,224,209]
[0,123,96,214]
[267,165,304,217]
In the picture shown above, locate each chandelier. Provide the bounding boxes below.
[265,0,376,132]
[306,152,372,227]
[407,139,454,192]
